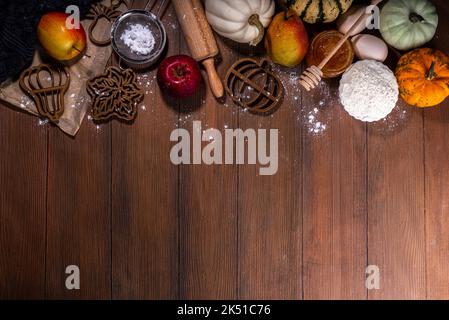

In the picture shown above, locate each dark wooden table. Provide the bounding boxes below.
[1,0,449,300]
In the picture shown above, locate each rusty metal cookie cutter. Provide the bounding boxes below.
[225,58,284,115]
[86,0,129,46]
[19,64,70,122]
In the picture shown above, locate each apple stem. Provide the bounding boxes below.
[73,46,90,58]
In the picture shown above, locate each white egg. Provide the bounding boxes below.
[337,5,368,37]
[351,34,389,62]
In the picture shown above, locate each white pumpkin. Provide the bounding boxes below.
[205,0,275,46]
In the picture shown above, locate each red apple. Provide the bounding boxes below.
[157,55,202,99]
[37,12,87,62]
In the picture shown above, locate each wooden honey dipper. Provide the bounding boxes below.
[299,0,383,91]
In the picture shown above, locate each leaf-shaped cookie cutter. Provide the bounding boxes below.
[19,64,70,122]
[86,66,144,122]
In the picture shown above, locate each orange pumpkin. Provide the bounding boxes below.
[396,48,449,108]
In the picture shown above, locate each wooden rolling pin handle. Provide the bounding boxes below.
[202,58,224,98]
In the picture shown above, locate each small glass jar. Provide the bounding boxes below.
[306,30,354,79]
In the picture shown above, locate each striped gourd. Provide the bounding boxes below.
[283,0,353,23]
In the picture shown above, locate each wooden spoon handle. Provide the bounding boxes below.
[203,58,224,98]
[318,0,383,69]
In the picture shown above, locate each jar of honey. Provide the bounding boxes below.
[306,30,354,79]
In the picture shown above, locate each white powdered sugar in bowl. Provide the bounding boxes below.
[120,23,156,55]
[339,60,399,122]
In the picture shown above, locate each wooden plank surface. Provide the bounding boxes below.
[425,107,449,300]
[178,30,239,300]
[2,0,449,300]
[367,105,426,299]
[302,79,367,300]
[0,106,47,299]
[238,61,303,300]
[111,0,179,299]
[45,121,111,299]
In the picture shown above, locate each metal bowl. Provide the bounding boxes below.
[111,10,167,70]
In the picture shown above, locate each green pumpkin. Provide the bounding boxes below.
[281,0,353,24]
[380,0,438,51]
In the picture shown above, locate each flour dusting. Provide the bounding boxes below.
[121,24,155,55]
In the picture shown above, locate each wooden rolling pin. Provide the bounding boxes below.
[172,0,224,98]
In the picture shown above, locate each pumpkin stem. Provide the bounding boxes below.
[426,61,436,80]
[248,14,265,47]
[409,12,425,23]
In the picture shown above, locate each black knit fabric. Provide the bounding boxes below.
[0,0,94,84]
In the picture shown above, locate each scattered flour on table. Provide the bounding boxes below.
[339,60,398,122]
[271,64,331,136]
[38,118,49,126]
[121,24,155,55]
[137,73,156,111]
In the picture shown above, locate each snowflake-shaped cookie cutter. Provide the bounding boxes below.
[86,66,144,121]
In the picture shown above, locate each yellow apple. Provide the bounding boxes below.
[37,12,87,62]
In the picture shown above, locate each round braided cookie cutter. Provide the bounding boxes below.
[225,58,284,115]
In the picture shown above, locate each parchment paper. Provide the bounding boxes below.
[0,1,114,136]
